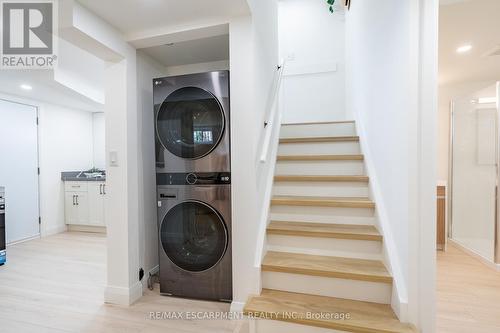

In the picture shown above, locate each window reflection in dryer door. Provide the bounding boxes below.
[156,87,225,159]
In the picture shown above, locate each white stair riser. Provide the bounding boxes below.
[275,161,364,176]
[270,206,376,225]
[262,272,391,304]
[278,142,360,156]
[267,235,383,260]
[280,122,356,139]
[273,182,369,197]
[250,318,345,333]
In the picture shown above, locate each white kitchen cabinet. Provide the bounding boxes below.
[88,182,105,226]
[64,181,105,227]
[64,191,89,225]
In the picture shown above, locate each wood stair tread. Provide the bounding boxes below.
[280,136,360,144]
[275,175,369,182]
[244,289,416,333]
[267,221,382,241]
[271,195,375,208]
[277,154,364,161]
[262,251,392,283]
[281,120,355,126]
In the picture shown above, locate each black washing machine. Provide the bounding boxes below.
[156,173,232,302]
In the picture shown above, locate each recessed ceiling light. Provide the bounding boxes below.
[20,84,32,90]
[456,44,472,54]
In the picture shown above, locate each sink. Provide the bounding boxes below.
[76,170,105,179]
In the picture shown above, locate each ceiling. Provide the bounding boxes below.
[439,0,500,85]
[77,0,249,38]
[0,70,104,112]
[141,34,229,67]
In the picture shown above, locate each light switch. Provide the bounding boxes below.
[109,151,118,167]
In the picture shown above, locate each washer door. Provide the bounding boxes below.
[160,201,228,272]
[156,87,225,159]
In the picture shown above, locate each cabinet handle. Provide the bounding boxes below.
[72,195,76,205]
[103,185,106,195]
[76,195,79,206]
[99,184,103,195]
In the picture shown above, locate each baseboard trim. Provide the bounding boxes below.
[230,301,245,313]
[104,281,143,305]
[7,234,40,246]
[448,238,500,271]
[41,225,67,237]
[67,225,106,234]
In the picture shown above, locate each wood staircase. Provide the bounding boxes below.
[244,121,416,333]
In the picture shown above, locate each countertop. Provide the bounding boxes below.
[61,171,106,182]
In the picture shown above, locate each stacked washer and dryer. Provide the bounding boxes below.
[153,71,232,302]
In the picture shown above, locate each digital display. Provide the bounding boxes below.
[193,130,213,144]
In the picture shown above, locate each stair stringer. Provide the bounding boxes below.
[354,117,409,322]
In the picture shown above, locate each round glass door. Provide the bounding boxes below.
[160,201,228,272]
[156,87,225,159]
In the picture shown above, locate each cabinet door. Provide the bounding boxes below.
[65,192,79,225]
[88,182,105,226]
[75,193,89,225]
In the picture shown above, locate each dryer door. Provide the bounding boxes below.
[160,200,228,272]
[156,87,225,160]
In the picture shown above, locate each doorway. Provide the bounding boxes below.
[448,84,500,265]
[0,99,40,244]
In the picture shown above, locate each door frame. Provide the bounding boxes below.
[0,97,41,243]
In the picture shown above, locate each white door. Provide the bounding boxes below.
[0,99,40,243]
[451,88,498,262]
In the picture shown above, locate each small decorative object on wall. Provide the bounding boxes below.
[326,0,351,13]
[326,0,335,13]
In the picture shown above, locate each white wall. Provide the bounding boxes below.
[92,112,106,169]
[136,51,166,283]
[55,38,106,105]
[164,60,229,76]
[346,0,438,331]
[0,92,97,237]
[229,0,279,310]
[279,0,346,123]
[39,104,95,236]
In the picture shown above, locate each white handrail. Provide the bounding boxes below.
[259,60,286,163]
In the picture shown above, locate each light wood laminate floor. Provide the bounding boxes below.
[437,243,500,333]
[0,232,246,333]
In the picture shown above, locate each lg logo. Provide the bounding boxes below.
[2,1,53,54]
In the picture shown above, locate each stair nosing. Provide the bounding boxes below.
[274,175,369,183]
[262,251,393,284]
[279,136,360,144]
[271,196,375,209]
[281,120,355,126]
[267,221,382,241]
[243,289,416,333]
[277,154,364,161]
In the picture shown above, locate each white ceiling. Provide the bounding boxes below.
[141,34,229,67]
[0,70,104,112]
[439,0,500,85]
[77,0,249,38]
